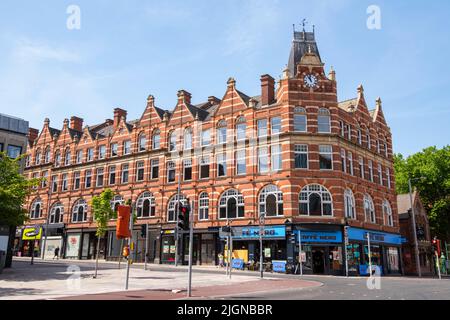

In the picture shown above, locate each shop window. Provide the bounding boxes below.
[137,192,156,218]
[259,185,283,217]
[299,184,333,216]
[219,189,244,220]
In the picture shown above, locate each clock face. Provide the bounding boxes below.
[304,74,318,88]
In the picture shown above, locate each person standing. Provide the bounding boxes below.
[218,252,224,268]
[53,247,60,260]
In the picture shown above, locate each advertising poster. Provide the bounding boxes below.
[65,234,81,258]
[42,237,63,259]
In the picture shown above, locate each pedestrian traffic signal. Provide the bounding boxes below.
[432,238,438,254]
[178,203,190,231]
[141,225,147,238]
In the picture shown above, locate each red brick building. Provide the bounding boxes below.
[21,28,401,275]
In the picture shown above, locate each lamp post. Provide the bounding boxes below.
[409,177,424,278]
[259,213,265,279]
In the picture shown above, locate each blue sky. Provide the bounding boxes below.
[0,0,449,156]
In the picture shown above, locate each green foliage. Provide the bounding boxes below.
[394,146,450,240]
[91,189,114,238]
[0,152,39,226]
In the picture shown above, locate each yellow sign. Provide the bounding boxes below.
[22,226,42,241]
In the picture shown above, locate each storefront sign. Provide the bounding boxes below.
[220,226,286,240]
[294,230,342,243]
[232,259,244,270]
[22,226,42,240]
[347,228,402,245]
[272,260,287,273]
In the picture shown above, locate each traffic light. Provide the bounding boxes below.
[141,225,147,238]
[178,203,190,231]
[432,238,438,254]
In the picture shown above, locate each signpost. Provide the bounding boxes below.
[298,230,303,276]
[344,226,349,277]
[366,232,372,276]
[144,223,149,271]
[125,204,134,290]
[259,213,265,279]
[187,201,194,297]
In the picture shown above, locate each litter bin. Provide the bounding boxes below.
[0,251,6,274]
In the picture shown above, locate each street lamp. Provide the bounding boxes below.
[408,177,425,278]
[259,212,265,279]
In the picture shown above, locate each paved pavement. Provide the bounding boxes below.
[0,258,320,300]
[2,257,450,300]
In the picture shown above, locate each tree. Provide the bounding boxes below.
[0,152,39,268]
[91,188,115,278]
[0,152,39,227]
[394,146,450,241]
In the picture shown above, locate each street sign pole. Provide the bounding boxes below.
[144,223,149,271]
[436,252,442,280]
[225,236,229,277]
[259,213,265,279]
[125,204,134,290]
[187,201,194,297]
[229,231,233,279]
[367,232,372,276]
[298,230,303,276]
[344,226,349,277]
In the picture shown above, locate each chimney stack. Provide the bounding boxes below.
[177,90,192,105]
[70,116,84,132]
[28,128,39,146]
[261,74,275,106]
[113,108,127,127]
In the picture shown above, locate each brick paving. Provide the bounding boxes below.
[58,279,322,300]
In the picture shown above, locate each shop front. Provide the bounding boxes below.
[293,226,344,275]
[346,227,402,276]
[219,225,287,271]
[181,230,219,266]
[65,229,104,260]
[160,229,176,264]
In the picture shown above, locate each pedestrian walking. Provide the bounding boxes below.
[218,252,224,268]
[53,247,60,260]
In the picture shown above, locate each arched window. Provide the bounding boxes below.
[364,194,376,223]
[54,150,61,167]
[30,198,43,219]
[152,129,161,150]
[169,131,177,152]
[217,120,227,144]
[44,146,51,163]
[259,185,283,217]
[366,130,372,149]
[49,202,64,224]
[344,189,356,219]
[299,184,333,216]
[236,117,246,141]
[72,199,87,223]
[64,148,71,166]
[35,149,42,165]
[167,194,187,222]
[110,195,124,213]
[383,200,393,227]
[198,192,209,220]
[317,108,331,133]
[219,189,244,220]
[137,192,156,218]
[294,107,307,132]
[138,133,147,152]
[184,128,193,150]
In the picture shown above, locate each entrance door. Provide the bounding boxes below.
[312,248,325,274]
[201,234,215,265]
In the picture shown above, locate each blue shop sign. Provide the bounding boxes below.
[272,261,287,273]
[347,228,402,245]
[294,230,342,243]
[222,226,286,240]
[232,259,245,270]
